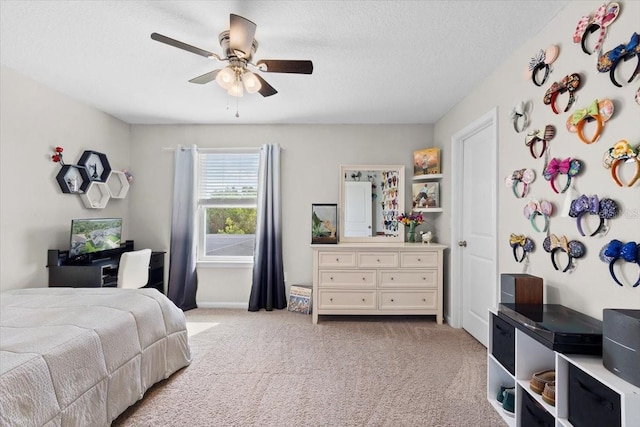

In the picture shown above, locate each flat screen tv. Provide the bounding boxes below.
[69,218,122,258]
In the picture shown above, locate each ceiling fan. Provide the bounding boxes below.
[151,14,313,98]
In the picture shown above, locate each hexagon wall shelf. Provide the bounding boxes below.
[55,165,91,194]
[78,150,111,182]
[106,170,130,199]
[79,181,111,209]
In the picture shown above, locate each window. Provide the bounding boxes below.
[197,150,260,262]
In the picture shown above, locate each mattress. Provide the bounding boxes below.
[0,287,192,426]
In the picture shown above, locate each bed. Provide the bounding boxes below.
[0,287,192,426]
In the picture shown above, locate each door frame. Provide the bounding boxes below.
[449,107,499,329]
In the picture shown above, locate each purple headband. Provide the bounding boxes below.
[568,194,618,236]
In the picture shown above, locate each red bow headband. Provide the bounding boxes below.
[574,2,620,55]
[543,73,581,114]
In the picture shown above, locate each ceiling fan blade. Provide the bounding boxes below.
[189,69,221,84]
[151,32,220,60]
[256,60,313,74]
[229,14,257,58]
[254,74,278,97]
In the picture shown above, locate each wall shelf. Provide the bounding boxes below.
[80,181,111,209]
[106,170,130,199]
[412,173,442,181]
[413,207,443,213]
[55,164,90,194]
[78,150,111,182]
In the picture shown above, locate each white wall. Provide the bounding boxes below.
[434,0,640,319]
[0,66,131,291]
[129,125,433,305]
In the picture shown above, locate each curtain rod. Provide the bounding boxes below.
[161,146,281,152]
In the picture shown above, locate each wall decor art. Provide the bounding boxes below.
[311,203,338,244]
[413,148,440,176]
[412,182,439,209]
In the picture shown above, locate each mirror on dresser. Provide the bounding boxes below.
[338,164,405,243]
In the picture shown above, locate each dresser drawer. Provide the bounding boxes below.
[318,270,375,288]
[379,270,438,288]
[357,252,398,268]
[318,251,356,268]
[318,290,376,310]
[400,251,438,268]
[379,290,437,310]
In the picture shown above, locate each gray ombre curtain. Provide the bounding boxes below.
[168,144,198,311]
[248,144,286,311]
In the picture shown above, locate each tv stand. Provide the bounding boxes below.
[47,240,165,293]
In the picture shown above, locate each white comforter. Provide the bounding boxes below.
[0,288,192,427]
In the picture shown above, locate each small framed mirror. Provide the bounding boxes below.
[339,164,405,243]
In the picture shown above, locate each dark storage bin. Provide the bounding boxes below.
[492,313,515,375]
[521,391,554,427]
[568,364,621,427]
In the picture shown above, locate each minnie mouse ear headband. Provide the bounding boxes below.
[505,168,535,198]
[602,140,640,187]
[544,234,586,272]
[600,240,640,287]
[525,125,555,159]
[543,73,581,114]
[510,102,529,133]
[523,200,553,233]
[510,234,535,263]
[568,194,618,237]
[597,32,640,87]
[574,2,620,55]
[544,157,582,194]
[528,45,559,86]
[566,99,614,144]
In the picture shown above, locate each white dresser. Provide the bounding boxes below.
[311,243,446,324]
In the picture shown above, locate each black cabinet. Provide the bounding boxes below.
[47,245,165,293]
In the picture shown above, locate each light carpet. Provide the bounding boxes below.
[113,309,506,426]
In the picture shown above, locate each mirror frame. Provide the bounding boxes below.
[339,164,405,243]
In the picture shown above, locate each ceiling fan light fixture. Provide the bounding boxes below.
[215,67,235,90]
[228,79,244,97]
[242,71,261,93]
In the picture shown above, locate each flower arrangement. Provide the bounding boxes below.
[397,212,424,226]
[51,146,65,165]
[397,212,423,242]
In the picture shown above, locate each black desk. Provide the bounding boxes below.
[47,245,165,293]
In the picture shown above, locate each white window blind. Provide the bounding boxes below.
[198,151,260,207]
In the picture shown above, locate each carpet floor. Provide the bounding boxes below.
[113,309,506,427]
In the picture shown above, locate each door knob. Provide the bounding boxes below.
[458,240,467,247]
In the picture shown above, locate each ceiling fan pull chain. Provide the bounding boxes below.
[235,97,240,118]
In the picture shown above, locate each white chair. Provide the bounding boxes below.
[117,249,152,289]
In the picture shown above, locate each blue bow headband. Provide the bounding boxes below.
[600,240,640,287]
[597,33,640,87]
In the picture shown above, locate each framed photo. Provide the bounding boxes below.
[413,148,440,175]
[311,204,338,244]
[412,182,439,209]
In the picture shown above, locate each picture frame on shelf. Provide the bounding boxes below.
[311,203,338,244]
[412,182,439,209]
[413,148,441,176]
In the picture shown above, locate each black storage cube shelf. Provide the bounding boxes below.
[568,364,621,427]
[521,391,554,427]
[491,313,515,375]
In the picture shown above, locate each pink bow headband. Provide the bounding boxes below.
[524,200,553,233]
[544,157,582,194]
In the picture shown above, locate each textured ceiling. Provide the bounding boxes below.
[0,1,569,125]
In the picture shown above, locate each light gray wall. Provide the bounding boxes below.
[0,66,131,291]
[434,0,640,319]
[129,125,433,305]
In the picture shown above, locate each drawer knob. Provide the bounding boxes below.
[330,276,333,280]
[422,277,426,281]
[390,277,394,280]
[362,277,366,281]
[330,298,333,302]
[417,258,421,262]
[362,298,365,302]
[336,258,339,262]
[390,299,395,302]
[422,298,426,302]
[377,259,380,262]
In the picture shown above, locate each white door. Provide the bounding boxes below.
[451,109,498,347]
[344,181,373,237]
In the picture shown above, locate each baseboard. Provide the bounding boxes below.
[197,302,248,309]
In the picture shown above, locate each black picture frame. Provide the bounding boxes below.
[311,204,338,244]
